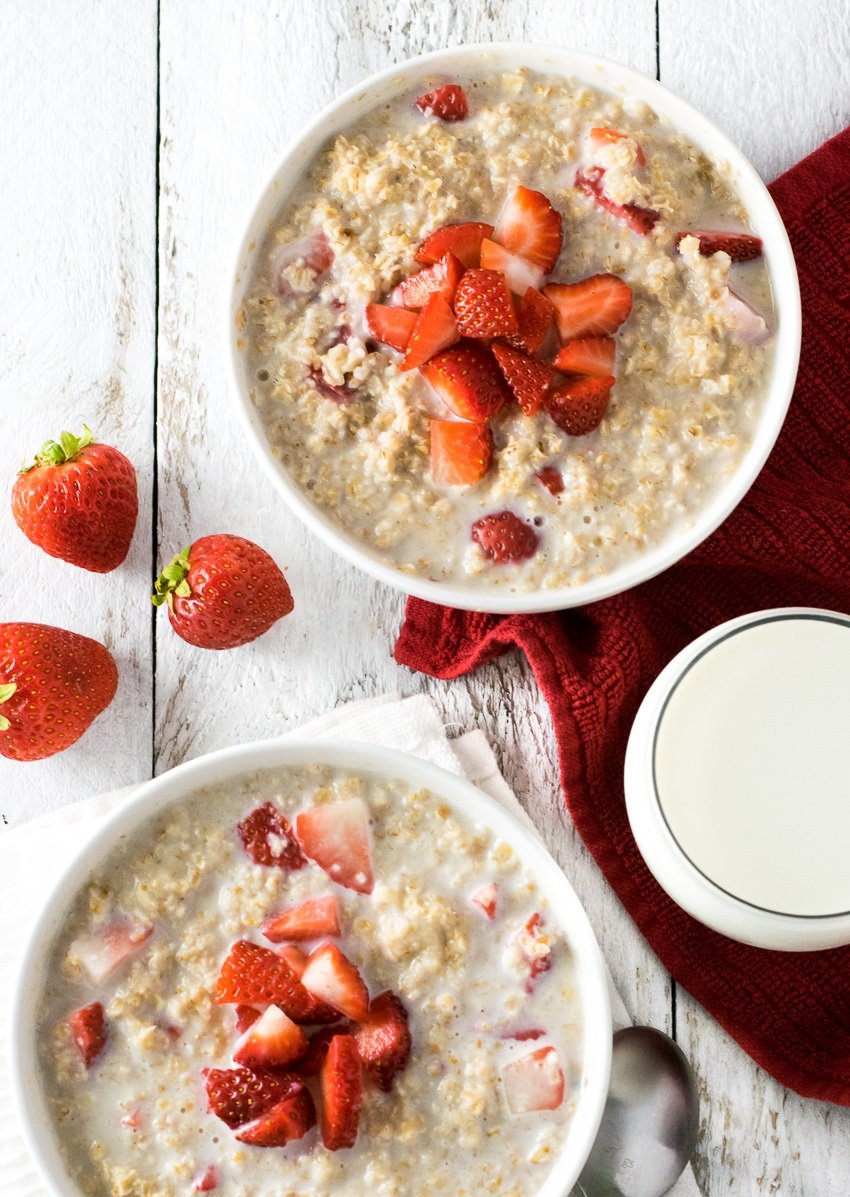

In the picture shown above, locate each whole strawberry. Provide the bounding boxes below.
[152,534,294,650]
[12,425,138,573]
[0,623,118,761]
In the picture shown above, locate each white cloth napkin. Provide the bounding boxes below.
[0,692,700,1197]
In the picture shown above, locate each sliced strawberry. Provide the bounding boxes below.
[470,883,498,919]
[415,84,468,121]
[293,1024,349,1077]
[430,420,493,486]
[536,465,565,496]
[67,1002,107,1068]
[492,343,554,416]
[676,229,763,262]
[354,990,411,1092]
[270,231,333,298]
[214,940,315,1020]
[416,221,494,268]
[506,287,554,356]
[554,336,616,377]
[493,186,563,272]
[237,802,306,870]
[516,912,553,992]
[402,293,460,371]
[471,511,539,564]
[275,945,341,1024]
[392,251,464,309]
[479,239,545,295]
[234,1083,316,1146]
[309,366,355,405]
[320,1034,363,1151]
[276,944,309,973]
[365,304,417,352]
[575,166,659,235]
[294,798,375,894]
[421,342,511,421]
[262,895,341,944]
[203,1066,297,1129]
[588,126,646,168]
[543,274,633,341]
[502,1046,565,1114]
[70,918,153,985]
[453,268,519,339]
[301,943,370,1021]
[546,376,614,436]
[193,1165,218,1192]
[235,1005,263,1035]
[233,1005,309,1071]
[721,288,771,345]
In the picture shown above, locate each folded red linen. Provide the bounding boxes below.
[395,127,850,1104]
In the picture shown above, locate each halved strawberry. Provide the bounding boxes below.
[415,84,468,121]
[193,1165,218,1192]
[588,126,646,168]
[365,304,417,352]
[430,420,493,486]
[543,275,633,341]
[546,376,614,436]
[492,343,554,417]
[270,231,333,298]
[453,268,519,339]
[301,943,370,1021]
[392,251,464,309]
[421,343,511,421]
[70,918,153,985]
[262,895,341,943]
[293,1024,349,1077]
[574,166,659,235]
[471,511,539,564]
[501,1046,565,1114]
[233,1005,309,1070]
[204,1066,297,1129]
[402,293,460,371]
[492,186,563,272]
[676,229,763,262]
[506,287,554,356]
[416,222,494,268]
[294,798,375,894]
[516,912,553,992]
[67,1002,107,1068]
[470,883,498,919]
[320,1034,363,1151]
[275,945,341,1024]
[536,465,565,496]
[237,802,305,870]
[355,990,411,1092]
[479,239,545,295]
[234,1083,316,1146]
[554,336,616,377]
[235,1005,263,1035]
[214,940,315,1020]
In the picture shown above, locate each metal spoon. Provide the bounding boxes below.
[572,1026,700,1197]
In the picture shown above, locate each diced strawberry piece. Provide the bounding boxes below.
[516,912,553,992]
[275,945,341,1024]
[416,221,494,268]
[293,1024,349,1077]
[415,84,468,121]
[493,186,563,272]
[237,802,306,870]
[479,239,545,295]
[402,293,460,371]
[233,1005,309,1071]
[588,126,646,168]
[676,229,763,262]
[546,376,614,436]
[354,990,411,1092]
[277,944,308,973]
[214,940,316,1020]
[430,420,493,486]
[365,304,417,352]
[309,366,355,404]
[453,268,519,339]
[421,343,511,422]
[543,274,633,341]
[270,231,333,298]
[470,883,498,919]
[204,1066,298,1129]
[720,288,772,345]
[504,1027,546,1041]
[294,798,375,894]
[554,336,616,377]
[262,895,341,943]
[234,1083,316,1146]
[67,1002,107,1068]
[193,1165,218,1192]
[506,287,554,356]
[121,1108,142,1130]
[502,1046,565,1114]
[301,943,370,1021]
[492,343,554,416]
[320,1034,363,1150]
[70,919,153,986]
[392,251,464,309]
[574,166,659,235]
[535,465,565,496]
[235,1005,263,1035]
[471,511,539,564]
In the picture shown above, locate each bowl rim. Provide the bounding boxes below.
[10,737,613,1197]
[225,41,802,614]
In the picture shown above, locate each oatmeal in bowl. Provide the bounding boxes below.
[229,44,800,612]
[12,741,611,1197]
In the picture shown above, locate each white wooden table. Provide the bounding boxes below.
[3,2,850,1192]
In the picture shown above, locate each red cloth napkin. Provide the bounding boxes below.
[395,128,850,1105]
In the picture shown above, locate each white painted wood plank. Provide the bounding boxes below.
[0,0,157,820]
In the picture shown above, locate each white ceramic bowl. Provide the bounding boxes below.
[227,42,801,614]
[11,739,612,1197]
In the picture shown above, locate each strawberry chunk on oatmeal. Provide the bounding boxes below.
[67,1001,108,1068]
[295,798,375,894]
[415,83,469,122]
[502,1046,565,1114]
[471,510,540,564]
[237,802,306,869]
[69,918,153,985]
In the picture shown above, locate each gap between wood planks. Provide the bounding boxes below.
[150,0,162,781]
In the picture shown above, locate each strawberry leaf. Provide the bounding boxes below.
[21,424,95,473]
[152,547,192,608]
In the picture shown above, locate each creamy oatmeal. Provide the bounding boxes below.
[38,766,584,1197]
